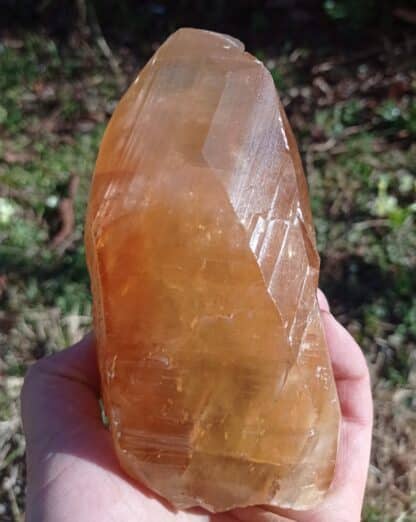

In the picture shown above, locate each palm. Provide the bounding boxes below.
[22,295,372,522]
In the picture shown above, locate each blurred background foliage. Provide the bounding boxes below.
[0,1,415,521]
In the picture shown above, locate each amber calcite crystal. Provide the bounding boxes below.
[85,28,340,512]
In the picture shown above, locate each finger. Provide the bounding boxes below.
[230,506,294,521]
[21,334,103,449]
[321,313,373,509]
[36,331,100,393]
[317,288,330,312]
[321,312,372,426]
[21,334,120,514]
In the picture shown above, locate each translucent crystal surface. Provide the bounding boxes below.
[85,28,340,512]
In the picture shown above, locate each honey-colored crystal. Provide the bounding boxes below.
[85,28,340,512]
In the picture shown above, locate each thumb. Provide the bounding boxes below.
[21,334,103,464]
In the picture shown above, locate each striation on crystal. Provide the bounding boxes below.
[85,28,341,513]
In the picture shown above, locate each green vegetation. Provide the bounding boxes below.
[1,7,415,520]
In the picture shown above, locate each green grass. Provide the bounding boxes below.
[0,34,116,323]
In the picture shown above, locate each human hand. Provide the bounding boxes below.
[21,291,372,522]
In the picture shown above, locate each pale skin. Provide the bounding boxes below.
[21,291,373,522]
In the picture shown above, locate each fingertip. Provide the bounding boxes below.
[317,288,330,312]
[322,313,373,428]
[321,313,369,383]
[25,332,100,394]
[21,332,103,449]
[45,332,100,393]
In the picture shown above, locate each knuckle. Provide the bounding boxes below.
[20,358,48,404]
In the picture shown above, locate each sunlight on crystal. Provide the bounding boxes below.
[85,28,340,513]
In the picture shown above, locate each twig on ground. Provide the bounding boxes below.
[87,1,125,86]
[50,174,79,250]
[352,219,390,231]
[311,39,416,75]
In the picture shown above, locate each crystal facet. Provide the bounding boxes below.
[85,28,340,513]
